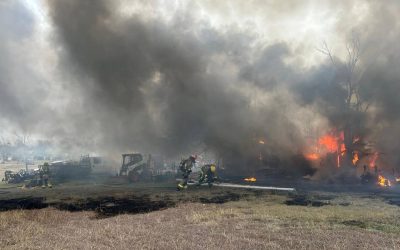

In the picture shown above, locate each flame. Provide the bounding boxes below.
[318,135,338,153]
[369,152,379,168]
[352,152,359,165]
[377,175,391,187]
[340,143,346,156]
[244,177,257,182]
[258,140,265,145]
[396,177,400,182]
[305,153,320,160]
[317,133,346,153]
[305,130,362,168]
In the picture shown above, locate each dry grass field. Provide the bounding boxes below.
[1,189,399,250]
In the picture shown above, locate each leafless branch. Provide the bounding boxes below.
[316,41,336,67]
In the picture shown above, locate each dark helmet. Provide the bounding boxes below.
[189,155,197,161]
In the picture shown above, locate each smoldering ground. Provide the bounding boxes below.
[1,0,400,176]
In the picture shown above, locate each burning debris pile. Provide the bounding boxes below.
[377,175,391,187]
[302,127,399,186]
[303,127,400,187]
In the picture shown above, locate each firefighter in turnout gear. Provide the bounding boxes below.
[198,164,217,187]
[40,162,52,188]
[177,155,197,190]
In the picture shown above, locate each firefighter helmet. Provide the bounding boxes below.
[210,164,216,173]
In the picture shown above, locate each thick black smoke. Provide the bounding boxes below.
[2,0,400,176]
[44,0,313,175]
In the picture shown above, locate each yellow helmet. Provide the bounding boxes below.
[210,165,216,173]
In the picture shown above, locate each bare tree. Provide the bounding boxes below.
[13,132,31,170]
[0,135,12,156]
[317,36,368,169]
[317,37,364,110]
[14,132,30,146]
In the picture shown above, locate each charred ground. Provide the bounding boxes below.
[1,179,400,249]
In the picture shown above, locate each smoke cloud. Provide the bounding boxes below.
[1,0,400,175]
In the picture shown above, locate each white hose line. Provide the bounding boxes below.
[182,180,296,192]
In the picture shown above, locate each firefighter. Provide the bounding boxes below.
[197,164,217,187]
[177,155,197,191]
[40,162,52,188]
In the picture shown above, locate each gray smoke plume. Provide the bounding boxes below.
[0,1,39,130]
[44,0,312,175]
[1,0,400,176]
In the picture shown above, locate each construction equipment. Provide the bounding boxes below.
[119,153,154,182]
[2,169,38,184]
[49,155,92,180]
[118,153,176,182]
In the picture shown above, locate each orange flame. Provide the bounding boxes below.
[317,133,346,153]
[305,130,361,168]
[318,135,338,153]
[244,177,257,182]
[378,175,391,187]
[369,152,379,168]
[340,143,346,156]
[305,153,320,160]
[352,152,359,165]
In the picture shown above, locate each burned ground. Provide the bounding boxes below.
[0,180,258,217]
[0,180,400,249]
[0,183,400,250]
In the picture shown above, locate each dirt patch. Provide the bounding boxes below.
[386,198,400,207]
[0,197,47,211]
[54,195,175,218]
[342,220,367,228]
[285,195,330,207]
[311,194,337,200]
[0,195,174,218]
[0,189,250,218]
[198,192,241,204]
